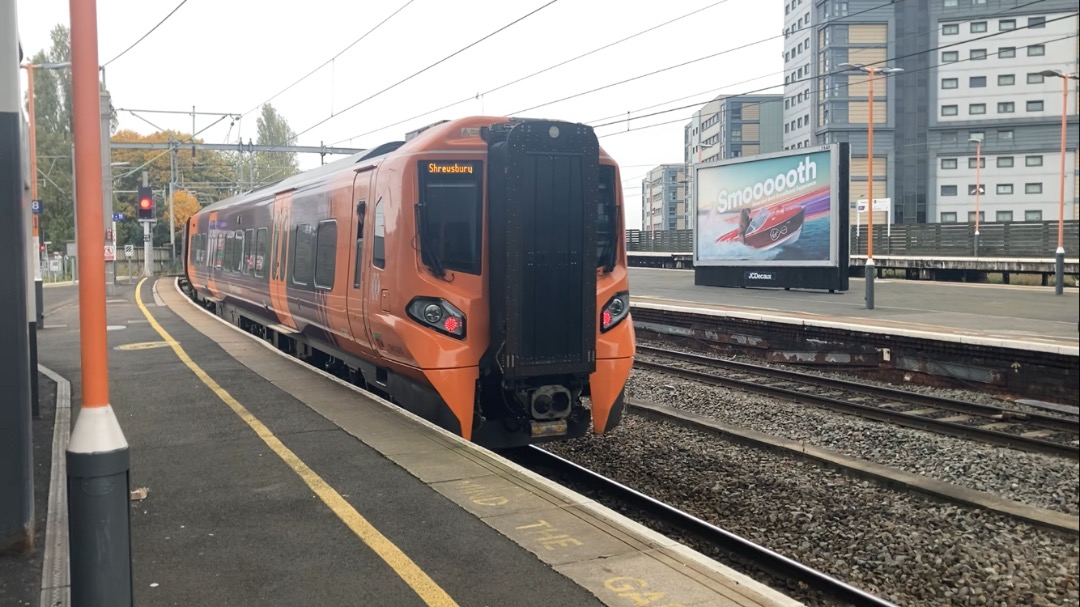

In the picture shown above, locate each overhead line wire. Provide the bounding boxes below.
[240,0,419,118]
[261,0,563,155]
[103,0,190,67]
[588,0,1048,125]
[329,0,735,145]
[597,30,1078,138]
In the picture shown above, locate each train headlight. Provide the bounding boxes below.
[423,303,443,324]
[600,291,630,333]
[407,297,466,339]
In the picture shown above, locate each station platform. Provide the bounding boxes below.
[628,267,1079,354]
[33,279,802,607]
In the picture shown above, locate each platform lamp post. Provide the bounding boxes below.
[838,62,903,310]
[1038,68,1078,295]
[968,136,983,257]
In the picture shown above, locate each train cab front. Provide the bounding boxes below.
[473,118,632,449]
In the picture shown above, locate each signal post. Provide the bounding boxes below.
[137,176,154,276]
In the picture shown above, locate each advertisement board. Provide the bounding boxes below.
[693,144,849,290]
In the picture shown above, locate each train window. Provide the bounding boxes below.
[292,223,314,285]
[373,198,385,269]
[254,228,267,278]
[214,232,224,269]
[242,229,254,274]
[224,232,236,272]
[416,160,482,275]
[232,230,245,272]
[314,220,337,290]
[597,165,617,271]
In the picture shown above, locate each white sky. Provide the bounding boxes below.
[17,0,785,229]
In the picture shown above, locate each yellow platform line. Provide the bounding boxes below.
[134,278,459,607]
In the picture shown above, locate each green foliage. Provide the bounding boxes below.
[252,103,300,186]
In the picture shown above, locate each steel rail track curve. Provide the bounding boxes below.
[520,446,899,607]
[635,346,1080,460]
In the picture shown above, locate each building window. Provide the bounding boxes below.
[941,158,958,169]
[998,74,1015,86]
[1025,210,1042,221]
[942,51,959,62]
[968,157,986,169]
[997,156,1014,168]
[943,0,957,6]
[941,211,958,222]
[1027,44,1045,56]
[1028,16,1045,28]
[968,211,985,222]
[998,129,1013,141]
[999,19,1016,31]
[1026,155,1043,167]
[942,131,958,144]
[999,47,1015,58]
[995,102,1015,114]
[943,23,959,35]
[942,78,959,89]
[1025,183,1042,194]
[969,131,984,141]
[997,184,1014,195]
[970,49,987,60]
[970,21,987,33]
[941,105,958,116]
[970,76,986,88]
[969,103,986,115]
[941,185,958,196]
[1026,100,1044,112]
[1027,73,1044,84]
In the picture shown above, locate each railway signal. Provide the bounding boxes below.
[137,186,154,221]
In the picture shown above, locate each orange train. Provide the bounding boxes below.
[182,116,636,449]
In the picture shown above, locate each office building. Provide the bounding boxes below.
[641,164,687,232]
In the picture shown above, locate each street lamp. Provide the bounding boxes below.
[968,136,983,256]
[838,62,904,310]
[1037,68,1079,295]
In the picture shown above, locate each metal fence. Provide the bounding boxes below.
[625,220,1080,257]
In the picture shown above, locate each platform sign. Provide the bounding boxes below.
[104,244,116,261]
[32,199,43,214]
[693,144,849,291]
[124,244,134,258]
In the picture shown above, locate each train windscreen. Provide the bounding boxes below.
[417,161,483,276]
[597,165,617,271]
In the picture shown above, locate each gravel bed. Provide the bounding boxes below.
[546,416,1080,607]
[626,368,1080,516]
[636,337,1080,417]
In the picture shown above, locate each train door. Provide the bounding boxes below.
[269,189,296,328]
[346,167,377,356]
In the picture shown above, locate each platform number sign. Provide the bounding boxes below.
[31,199,43,214]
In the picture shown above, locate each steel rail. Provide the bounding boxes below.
[634,348,1079,460]
[521,446,898,607]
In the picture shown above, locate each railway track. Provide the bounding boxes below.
[514,446,897,607]
[635,345,1080,460]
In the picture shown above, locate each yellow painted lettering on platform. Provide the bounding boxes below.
[514,519,584,551]
[602,577,685,607]
[454,479,509,507]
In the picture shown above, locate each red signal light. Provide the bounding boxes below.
[137,186,154,220]
[139,198,152,210]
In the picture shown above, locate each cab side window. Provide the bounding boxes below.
[373,198,385,269]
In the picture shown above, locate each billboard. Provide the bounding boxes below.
[695,146,843,268]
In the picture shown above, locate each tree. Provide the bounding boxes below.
[111,129,236,248]
[170,190,200,230]
[252,103,300,186]
[27,25,75,254]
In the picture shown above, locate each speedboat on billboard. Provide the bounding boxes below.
[717,205,805,250]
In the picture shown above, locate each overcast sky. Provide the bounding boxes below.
[17,0,785,229]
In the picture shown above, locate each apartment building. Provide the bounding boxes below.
[683,94,784,208]
[780,0,1077,224]
[641,164,688,232]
